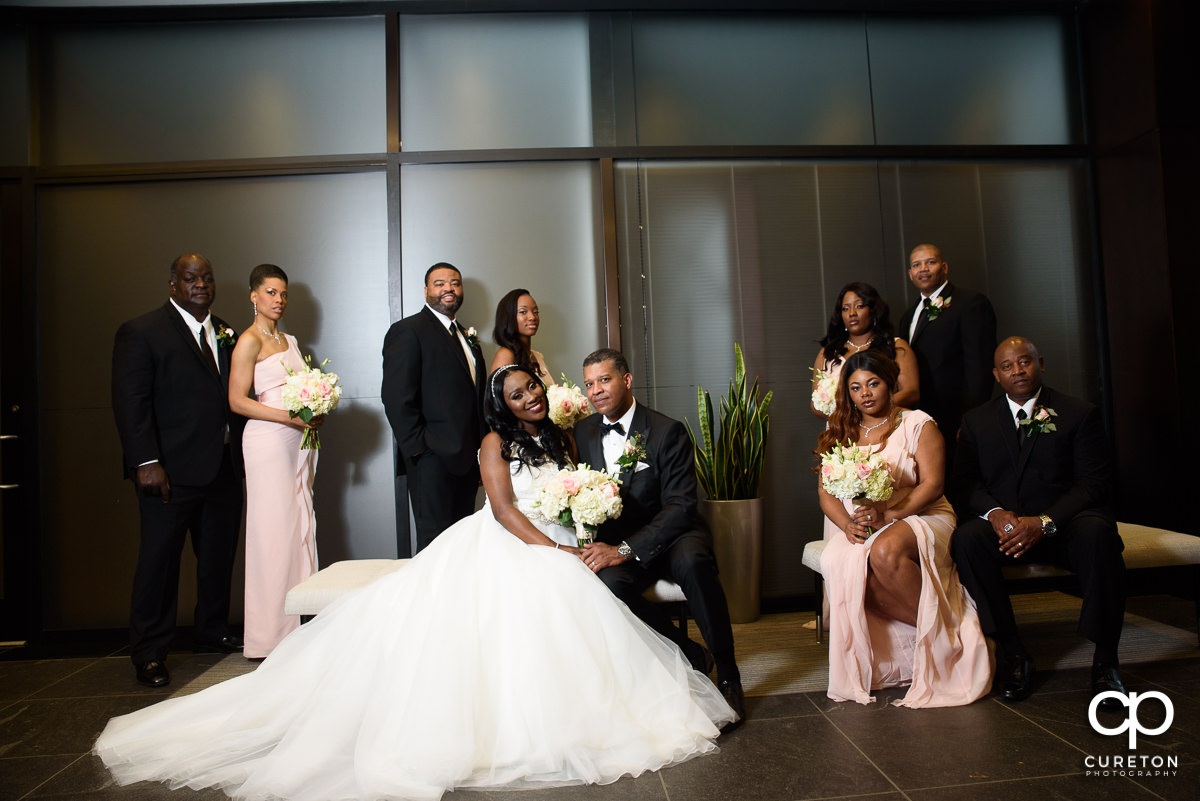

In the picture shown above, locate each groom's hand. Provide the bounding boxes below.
[580,542,625,573]
[135,463,172,503]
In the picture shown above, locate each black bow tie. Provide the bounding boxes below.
[600,421,625,436]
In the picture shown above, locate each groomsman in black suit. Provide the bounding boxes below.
[951,337,1126,709]
[575,348,744,729]
[898,243,997,465]
[382,262,487,552]
[112,253,245,688]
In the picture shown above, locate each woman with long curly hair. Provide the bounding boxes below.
[814,350,990,708]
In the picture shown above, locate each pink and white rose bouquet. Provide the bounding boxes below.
[281,356,342,450]
[820,442,894,532]
[546,374,592,429]
[526,464,623,546]
[811,367,838,417]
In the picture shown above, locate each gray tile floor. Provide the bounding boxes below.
[1,630,1196,801]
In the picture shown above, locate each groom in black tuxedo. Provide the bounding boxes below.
[382,262,487,552]
[951,337,1126,709]
[575,348,744,728]
[112,253,245,688]
[898,243,996,466]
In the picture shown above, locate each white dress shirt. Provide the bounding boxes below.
[426,304,476,384]
[908,281,949,342]
[600,400,638,474]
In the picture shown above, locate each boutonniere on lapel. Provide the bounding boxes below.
[215,325,237,348]
[615,431,648,472]
[1019,405,1058,437]
[924,296,951,321]
[464,326,479,349]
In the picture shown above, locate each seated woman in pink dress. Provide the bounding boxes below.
[815,350,991,708]
[228,264,324,659]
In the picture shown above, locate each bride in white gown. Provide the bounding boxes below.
[95,364,736,801]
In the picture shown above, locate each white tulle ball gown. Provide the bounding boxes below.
[94,461,735,801]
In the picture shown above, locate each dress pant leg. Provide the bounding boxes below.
[191,447,244,644]
[950,516,1018,640]
[130,487,200,664]
[1042,510,1126,647]
[662,530,737,676]
[407,454,478,552]
[596,561,677,644]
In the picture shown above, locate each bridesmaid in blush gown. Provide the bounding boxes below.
[228,264,323,659]
[491,288,555,385]
[815,350,990,708]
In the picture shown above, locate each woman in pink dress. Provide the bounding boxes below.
[815,350,990,708]
[228,264,323,659]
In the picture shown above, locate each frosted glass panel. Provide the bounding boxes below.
[0,26,30,166]
[400,14,592,151]
[617,159,1095,598]
[631,16,874,146]
[399,161,604,383]
[869,16,1080,145]
[37,171,393,627]
[41,17,386,164]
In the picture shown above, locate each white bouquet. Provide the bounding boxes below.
[819,442,894,532]
[527,464,623,546]
[811,367,838,417]
[546,374,592,429]
[280,356,343,449]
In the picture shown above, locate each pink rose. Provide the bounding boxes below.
[602,483,619,498]
[821,464,834,476]
[561,475,581,495]
[854,462,872,480]
[299,387,312,401]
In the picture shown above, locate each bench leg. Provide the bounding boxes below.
[814,570,825,645]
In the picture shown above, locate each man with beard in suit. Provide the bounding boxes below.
[951,337,1126,709]
[574,348,744,730]
[898,243,997,466]
[112,253,245,688]
[382,262,488,552]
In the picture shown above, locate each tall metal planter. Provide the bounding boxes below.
[700,498,763,624]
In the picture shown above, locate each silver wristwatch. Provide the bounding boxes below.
[1039,515,1057,537]
[617,541,633,560]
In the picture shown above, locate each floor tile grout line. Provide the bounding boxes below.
[811,701,916,801]
[16,752,90,801]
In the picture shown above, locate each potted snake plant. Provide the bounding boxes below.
[686,342,772,622]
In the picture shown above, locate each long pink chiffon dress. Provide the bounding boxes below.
[242,334,319,658]
[820,409,992,708]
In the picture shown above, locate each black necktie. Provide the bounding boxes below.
[199,325,217,373]
[1016,408,1028,446]
[601,421,625,436]
[922,297,933,315]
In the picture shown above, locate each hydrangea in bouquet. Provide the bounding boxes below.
[281,356,342,450]
[819,442,894,535]
[811,367,838,417]
[527,463,623,546]
[546,374,592,429]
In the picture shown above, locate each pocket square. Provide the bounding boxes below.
[634,461,650,473]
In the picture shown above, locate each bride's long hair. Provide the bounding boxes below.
[816,350,901,457]
[484,365,572,471]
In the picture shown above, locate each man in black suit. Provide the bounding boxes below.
[898,243,997,465]
[951,337,1126,708]
[382,262,487,552]
[575,348,744,729]
[112,253,245,688]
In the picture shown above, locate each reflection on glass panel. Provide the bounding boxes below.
[0,26,30,166]
[631,16,874,146]
[869,16,1080,145]
[400,14,592,151]
[37,172,392,627]
[617,159,1094,597]
[41,17,386,164]
[399,161,604,384]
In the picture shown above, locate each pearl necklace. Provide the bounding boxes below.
[860,416,891,435]
[257,324,281,344]
[846,337,870,352]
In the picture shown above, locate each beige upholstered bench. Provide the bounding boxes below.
[801,522,1200,645]
[285,558,691,632]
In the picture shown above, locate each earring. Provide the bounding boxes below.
[253,301,257,317]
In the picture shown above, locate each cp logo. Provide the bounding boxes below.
[1089,691,1173,748]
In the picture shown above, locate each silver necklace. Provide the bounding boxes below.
[257,324,281,344]
[846,337,870,352]
[860,417,890,435]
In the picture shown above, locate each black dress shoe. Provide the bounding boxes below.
[1092,663,1127,712]
[135,660,170,688]
[717,679,746,733]
[998,654,1035,702]
[194,635,244,654]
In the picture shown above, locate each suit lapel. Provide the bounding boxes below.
[1016,388,1051,478]
[912,282,955,343]
[421,308,474,386]
[166,303,220,383]
[617,405,650,488]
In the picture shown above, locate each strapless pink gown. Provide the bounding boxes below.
[242,334,318,658]
[820,410,991,708]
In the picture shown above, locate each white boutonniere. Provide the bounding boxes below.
[615,432,648,472]
[925,296,951,321]
[464,326,479,349]
[215,325,237,348]
[1019,405,1058,437]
